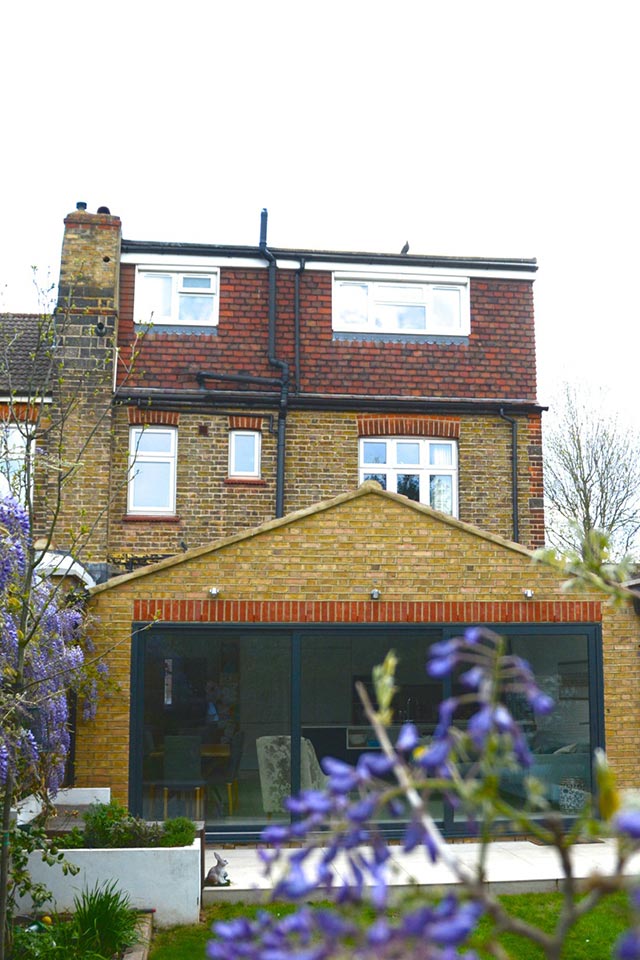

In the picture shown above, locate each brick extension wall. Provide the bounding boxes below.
[77,485,638,805]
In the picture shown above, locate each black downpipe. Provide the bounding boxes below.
[260,209,290,519]
[499,408,519,543]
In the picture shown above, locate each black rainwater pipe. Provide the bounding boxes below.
[499,407,519,543]
[259,208,290,518]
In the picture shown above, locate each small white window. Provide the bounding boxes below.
[134,269,219,327]
[128,427,177,514]
[359,437,458,515]
[229,430,261,478]
[333,275,469,337]
[0,425,31,502]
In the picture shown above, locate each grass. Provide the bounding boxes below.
[148,891,632,959]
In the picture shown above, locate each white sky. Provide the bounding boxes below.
[2,0,638,424]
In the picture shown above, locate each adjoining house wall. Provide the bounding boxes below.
[76,487,625,806]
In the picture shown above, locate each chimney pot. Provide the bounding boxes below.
[76,201,87,211]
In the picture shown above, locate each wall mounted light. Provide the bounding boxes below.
[522,588,534,599]
[370,588,381,600]
[209,587,221,598]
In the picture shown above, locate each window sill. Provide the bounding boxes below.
[333,331,469,345]
[224,478,267,487]
[123,514,181,523]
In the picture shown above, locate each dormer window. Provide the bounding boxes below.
[135,268,219,327]
[333,274,469,338]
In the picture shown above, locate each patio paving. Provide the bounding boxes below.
[203,839,640,905]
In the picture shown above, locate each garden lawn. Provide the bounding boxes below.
[149,891,633,959]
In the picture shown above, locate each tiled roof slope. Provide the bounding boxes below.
[0,314,54,396]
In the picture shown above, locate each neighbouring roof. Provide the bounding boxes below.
[36,551,97,589]
[0,314,55,397]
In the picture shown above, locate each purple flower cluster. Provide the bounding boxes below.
[1,495,93,795]
[422,627,554,776]
[209,897,482,959]
[0,495,30,592]
[615,889,640,959]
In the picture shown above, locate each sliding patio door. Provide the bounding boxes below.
[134,628,291,827]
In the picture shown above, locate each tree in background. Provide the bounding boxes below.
[544,386,640,563]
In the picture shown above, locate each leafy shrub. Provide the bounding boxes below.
[55,800,196,849]
[158,816,196,847]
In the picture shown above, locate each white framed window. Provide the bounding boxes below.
[359,437,458,515]
[128,427,177,514]
[134,268,219,327]
[0,424,31,502]
[333,274,469,337]
[228,430,261,478]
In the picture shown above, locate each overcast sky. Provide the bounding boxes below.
[2,1,638,425]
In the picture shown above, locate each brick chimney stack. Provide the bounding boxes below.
[51,205,123,579]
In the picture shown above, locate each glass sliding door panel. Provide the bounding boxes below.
[140,628,290,826]
[448,630,595,823]
[301,628,444,826]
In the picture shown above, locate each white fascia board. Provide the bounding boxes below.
[121,252,267,269]
[121,252,535,281]
[0,396,52,404]
[291,261,535,281]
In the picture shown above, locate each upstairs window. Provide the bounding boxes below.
[360,437,458,515]
[333,275,469,337]
[228,430,261,479]
[128,427,177,514]
[135,268,219,327]
[0,424,30,502]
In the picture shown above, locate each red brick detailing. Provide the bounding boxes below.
[0,403,42,422]
[134,599,601,624]
[228,416,264,431]
[526,412,545,549]
[224,478,268,487]
[127,408,180,426]
[357,415,461,439]
[122,515,181,523]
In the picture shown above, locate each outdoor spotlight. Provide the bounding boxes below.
[522,588,534,599]
[209,587,221,598]
[370,588,381,600]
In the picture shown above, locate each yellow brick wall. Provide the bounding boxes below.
[105,409,543,571]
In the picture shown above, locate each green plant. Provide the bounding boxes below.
[81,800,162,848]
[61,801,196,849]
[69,880,139,958]
[53,826,86,849]
[159,817,196,848]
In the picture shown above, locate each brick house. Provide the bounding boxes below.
[2,204,638,840]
